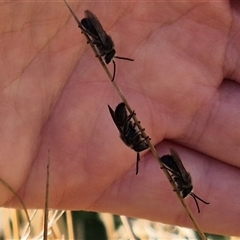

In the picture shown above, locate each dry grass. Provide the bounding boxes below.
[0,208,238,240]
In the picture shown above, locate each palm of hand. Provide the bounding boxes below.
[1,1,239,236]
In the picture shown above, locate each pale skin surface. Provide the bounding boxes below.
[0,0,240,236]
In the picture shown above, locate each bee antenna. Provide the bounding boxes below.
[190,193,210,214]
[114,56,134,61]
[190,193,201,214]
[136,152,140,175]
[111,60,116,82]
[191,192,210,205]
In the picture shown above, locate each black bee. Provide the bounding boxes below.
[160,148,209,213]
[108,102,149,175]
[62,0,134,82]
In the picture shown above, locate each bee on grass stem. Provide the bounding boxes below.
[108,102,149,175]
[62,0,134,82]
[160,148,210,213]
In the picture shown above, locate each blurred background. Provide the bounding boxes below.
[0,208,238,240]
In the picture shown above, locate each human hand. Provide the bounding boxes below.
[1,1,239,236]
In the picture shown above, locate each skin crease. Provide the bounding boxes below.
[0,0,240,236]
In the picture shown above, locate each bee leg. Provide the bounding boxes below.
[124,110,136,124]
[78,24,84,33]
[145,136,151,141]
[83,38,91,44]
[133,125,144,131]
[137,136,150,145]
[129,111,136,119]
[133,121,141,127]
[136,152,140,175]
[124,111,136,124]
[132,127,150,142]
[161,167,176,175]
[80,29,91,44]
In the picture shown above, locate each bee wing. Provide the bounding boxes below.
[170,148,191,182]
[161,154,180,175]
[108,105,124,133]
[82,10,109,46]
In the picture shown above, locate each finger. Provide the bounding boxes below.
[167,79,240,168]
[224,1,240,81]
[90,141,240,236]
